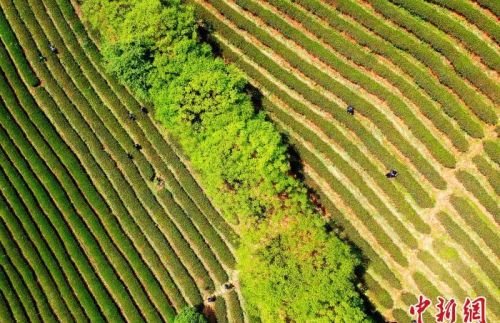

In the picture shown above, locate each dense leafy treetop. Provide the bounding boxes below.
[173,306,207,323]
[82,0,371,321]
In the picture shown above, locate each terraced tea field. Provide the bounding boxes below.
[0,0,245,321]
[189,0,499,321]
[0,0,498,322]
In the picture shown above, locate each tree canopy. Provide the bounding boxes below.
[174,306,206,323]
[82,0,371,321]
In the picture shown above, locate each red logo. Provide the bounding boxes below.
[410,295,432,323]
[408,295,487,323]
[436,297,456,323]
[463,297,486,323]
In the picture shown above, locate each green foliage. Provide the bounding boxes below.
[82,0,371,321]
[448,195,500,259]
[364,274,393,309]
[456,170,500,223]
[101,40,155,101]
[426,0,500,44]
[174,306,207,323]
[0,10,39,87]
[472,155,500,196]
[355,0,499,115]
[238,216,369,322]
[392,308,411,323]
[484,140,500,166]
[416,251,466,299]
[412,272,440,299]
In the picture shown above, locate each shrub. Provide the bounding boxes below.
[426,0,500,44]
[267,0,469,153]
[484,140,500,166]
[226,291,245,323]
[364,274,393,309]
[0,10,39,86]
[449,195,499,258]
[0,105,122,321]
[0,237,52,321]
[417,251,466,299]
[0,265,27,322]
[473,155,500,196]
[412,272,440,299]
[0,180,68,321]
[341,0,499,119]
[392,308,411,323]
[174,306,207,323]
[455,170,499,223]
[0,7,194,311]
[0,67,148,321]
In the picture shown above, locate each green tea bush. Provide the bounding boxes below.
[0,272,19,322]
[484,140,500,166]
[226,291,244,323]
[475,0,500,17]
[417,251,466,299]
[473,155,500,196]
[0,184,69,321]
[0,238,52,322]
[214,297,228,323]
[412,272,440,299]
[35,89,196,308]
[0,72,150,321]
[0,110,123,321]
[449,195,499,258]
[392,308,411,322]
[15,0,216,303]
[364,274,393,309]
[0,140,94,322]
[0,5,195,312]
[426,0,499,43]
[0,10,39,86]
[456,170,499,223]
